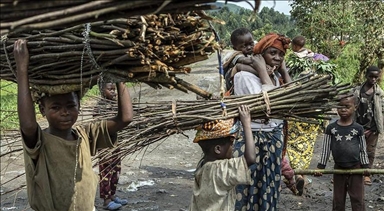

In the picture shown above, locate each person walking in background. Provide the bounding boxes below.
[189,105,255,211]
[354,65,384,186]
[233,33,292,210]
[315,95,369,211]
[94,81,129,210]
[14,39,133,211]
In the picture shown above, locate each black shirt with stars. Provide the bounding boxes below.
[317,121,369,169]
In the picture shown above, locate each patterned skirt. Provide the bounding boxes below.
[233,127,283,211]
[286,121,319,170]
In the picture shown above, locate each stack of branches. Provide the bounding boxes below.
[0,0,227,36]
[0,11,220,98]
[89,74,350,163]
[0,74,350,195]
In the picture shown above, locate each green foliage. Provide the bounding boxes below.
[208,5,297,47]
[286,55,339,84]
[290,0,384,81]
[0,81,19,130]
[331,44,360,85]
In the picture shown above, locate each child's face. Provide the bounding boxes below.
[262,47,285,68]
[337,97,356,119]
[39,92,79,130]
[291,44,301,52]
[233,33,254,56]
[103,83,117,100]
[365,70,381,86]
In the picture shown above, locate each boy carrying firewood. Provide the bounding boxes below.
[14,39,133,211]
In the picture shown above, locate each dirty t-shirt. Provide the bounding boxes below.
[22,120,116,211]
[189,156,251,211]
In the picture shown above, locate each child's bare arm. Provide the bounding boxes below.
[106,82,133,134]
[251,55,273,85]
[235,63,258,75]
[238,105,256,166]
[236,56,253,65]
[15,40,39,148]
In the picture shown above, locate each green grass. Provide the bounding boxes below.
[0,81,19,130]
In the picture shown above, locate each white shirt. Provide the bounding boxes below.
[233,71,283,131]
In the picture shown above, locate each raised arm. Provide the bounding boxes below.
[106,82,133,134]
[15,39,39,148]
[238,105,256,166]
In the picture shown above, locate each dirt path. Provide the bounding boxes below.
[1,52,384,211]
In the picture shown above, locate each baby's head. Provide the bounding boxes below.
[230,28,255,56]
[291,36,306,52]
[38,92,80,130]
[194,119,239,160]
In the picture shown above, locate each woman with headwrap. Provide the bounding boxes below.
[232,33,292,211]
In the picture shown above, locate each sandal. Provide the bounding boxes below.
[284,178,299,195]
[103,201,122,210]
[296,176,305,196]
[113,197,128,205]
[364,176,372,186]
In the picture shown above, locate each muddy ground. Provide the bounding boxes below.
[1,52,384,211]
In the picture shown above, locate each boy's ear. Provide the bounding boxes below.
[214,145,221,155]
[38,104,46,117]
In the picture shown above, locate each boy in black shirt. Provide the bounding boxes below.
[315,95,369,211]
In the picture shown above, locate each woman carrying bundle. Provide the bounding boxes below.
[232,33,292,210]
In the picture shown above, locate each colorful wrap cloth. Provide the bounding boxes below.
[286,121,320,170]
[253,33,291,54]
[193,119,240,143]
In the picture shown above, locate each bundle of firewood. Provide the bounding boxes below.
[0,11,220,98]
[0,74,350,181]
[0,0,227,36]
[89,74,350,162]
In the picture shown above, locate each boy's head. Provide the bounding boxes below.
[194,119,239,160]
[230,28,254,56]
[38,92,80,130]
[337,95,357,119]
[99,81,117,100]
[291,35,306,52]
[365,65,382,86]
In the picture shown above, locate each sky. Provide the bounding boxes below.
[233,0,292,15]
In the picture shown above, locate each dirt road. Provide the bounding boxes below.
[1,52,383,211]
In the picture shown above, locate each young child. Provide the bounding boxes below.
[189,105,255,211]
[94,81,128,210]
[315,95,370,211]
[291,35,329,61]
[354,65,384,185]
[14,39,133,211]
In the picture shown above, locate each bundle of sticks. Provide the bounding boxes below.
[88,74,351,162]
[0,11,221,98]
[0,0,225,36]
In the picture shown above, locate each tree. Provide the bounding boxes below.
[290,0,384,83]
